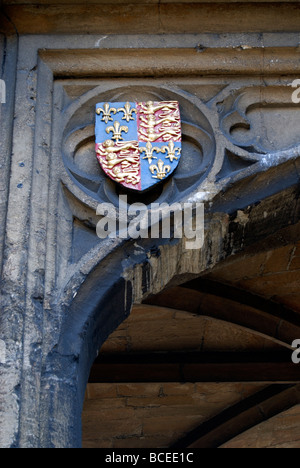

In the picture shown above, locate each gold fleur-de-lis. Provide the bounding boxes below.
[149,159,171,180]
[96,103,117,124]
[117,102,137,122]
[106,121,129,142]
[160,140,181,163]
[139,141,161,164]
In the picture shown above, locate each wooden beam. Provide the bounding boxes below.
[144,284,300,345]
[88,352,300,384]
[171,384,300,449]
[182,278,300,327]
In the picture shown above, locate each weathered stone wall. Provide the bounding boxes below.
[83,382,266,448]
[0,0,300,448]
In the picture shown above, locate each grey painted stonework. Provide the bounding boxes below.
[1,9,300,447]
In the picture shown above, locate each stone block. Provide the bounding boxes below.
[263,245,294,274]
[117,383,162,398]
[86,384,118,400]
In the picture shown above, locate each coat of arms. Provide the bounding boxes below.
[95,101,182,191]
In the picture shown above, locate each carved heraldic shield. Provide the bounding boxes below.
[95,101,182,191]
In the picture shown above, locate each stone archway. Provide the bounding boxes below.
[40,186,300,447]
[82,240,300,448]
[1,1,300,448]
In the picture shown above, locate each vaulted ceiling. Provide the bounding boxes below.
[82,236,300,448]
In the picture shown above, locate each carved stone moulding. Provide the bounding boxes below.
[1,31,300,448]
[61,83,216,206]
[47,69,300,306]
[17,40,300,307]
[2,3,300,35]
[59,78,300,211]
